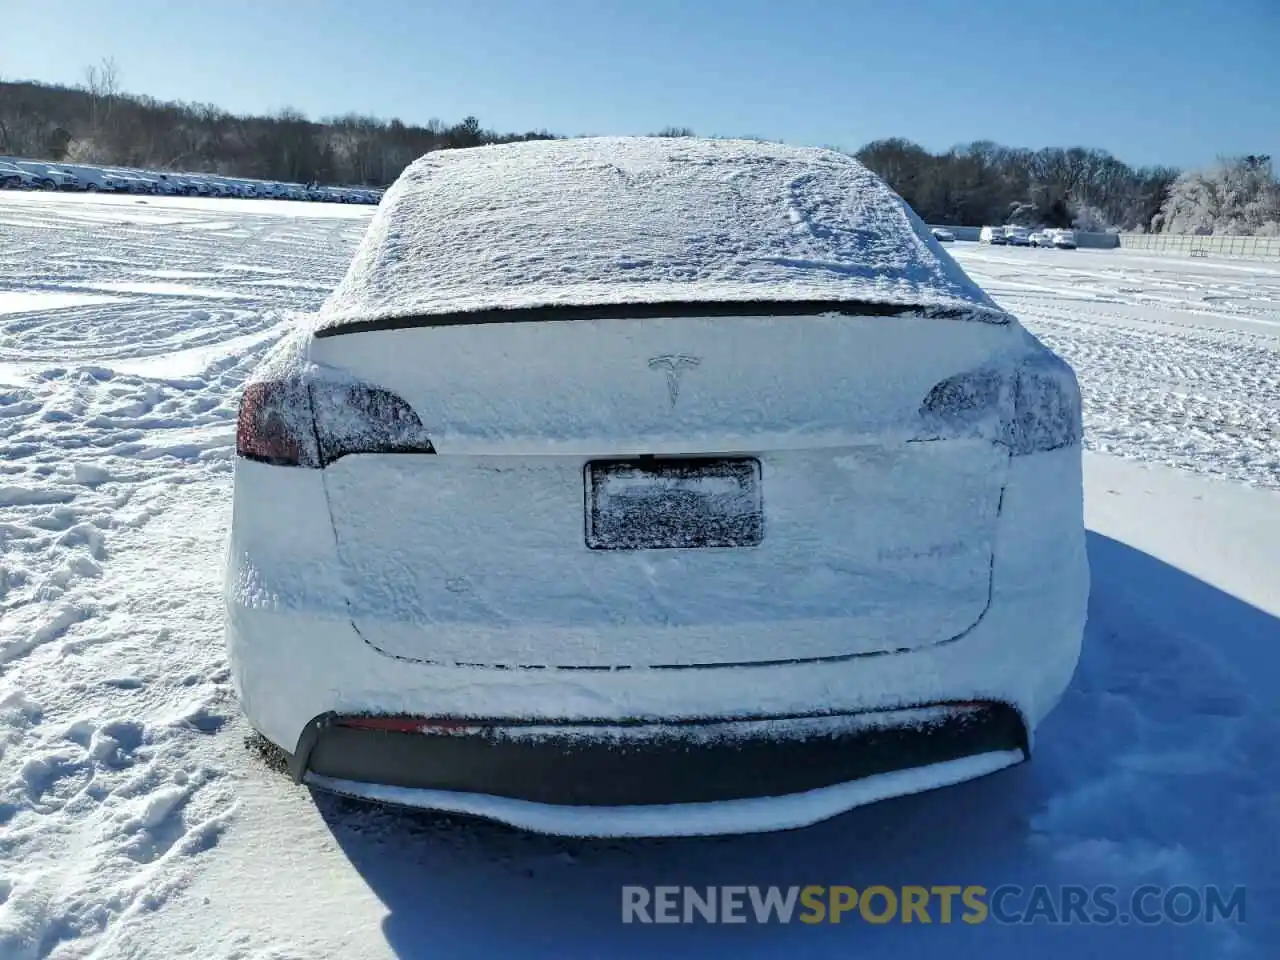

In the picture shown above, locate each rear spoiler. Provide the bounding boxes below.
[313,299,1010,338]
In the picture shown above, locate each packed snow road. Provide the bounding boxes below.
[0,192,1276,959]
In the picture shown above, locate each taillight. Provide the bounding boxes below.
[309,383,435,463]
[1007,353,1082,455]
[917,352,1081,455]
[236,380,318,467]
[236,379,435,467]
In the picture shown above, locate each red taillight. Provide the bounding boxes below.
[335,716,475,733]
[236,380,318,467]
[235,378,435,468]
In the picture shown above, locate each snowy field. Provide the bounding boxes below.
[0,191,1277,958]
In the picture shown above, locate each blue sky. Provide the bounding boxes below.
[3,0,1277,169]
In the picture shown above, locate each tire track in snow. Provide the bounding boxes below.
[953,247,1280,489]
[1029,311,1279,489]
[0,198,368,958]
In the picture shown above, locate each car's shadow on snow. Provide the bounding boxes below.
[313,532,1277,959]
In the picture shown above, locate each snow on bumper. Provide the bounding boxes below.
[225,444,1086,812]
[306,750,1028,838]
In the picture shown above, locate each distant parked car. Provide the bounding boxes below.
[1029,231,1050,247]
[152,174,188,196]
[1003,226,1031,247]
[171,176,208,196]
[52,169,82,191]
[103,170,156,194]
[76,169,131,193]
[931,227,955,242]
[17,164,81,191]
[128,173,160,194]
[6,162,60,191]
[979,226,1007,245]
[1049,229,1077,250]
[0,162,38,189]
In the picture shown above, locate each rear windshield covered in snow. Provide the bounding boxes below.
[314,138,1002,334]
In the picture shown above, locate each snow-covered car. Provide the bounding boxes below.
[151,174,189,196]
[225,137,1088,838]
[1049,228,1077,250]
[931,227,955,242]
[17,163,80,191]
[102,170,156,194]
[209,179,243,198]
[171,176,210,196]
[1003,226,1031,247]
[0,162,38,189]
[3,161,59,190]
[72,168,130,193]
[979,225,1007,245]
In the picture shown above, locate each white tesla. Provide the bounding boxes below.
[225,137,1088,837]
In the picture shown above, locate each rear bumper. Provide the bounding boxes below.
[293,702,1027,805]
[310,751,1026,838]
[293,703,1028,836]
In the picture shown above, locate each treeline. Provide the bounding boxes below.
[0,63,559,186]
[853,138,1179,232]
[2,63,1277,234]
[852,138,1280,236]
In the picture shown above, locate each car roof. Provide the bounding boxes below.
[315,136,1000,332]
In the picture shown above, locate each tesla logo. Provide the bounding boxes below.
[648,355,701,407]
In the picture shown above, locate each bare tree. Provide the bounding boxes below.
[83,56,121,136]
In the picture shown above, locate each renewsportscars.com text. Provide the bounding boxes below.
[621,884,1246,926]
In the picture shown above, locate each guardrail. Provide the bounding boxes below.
[1074,232,1120,249]
[1117,233,1280,260]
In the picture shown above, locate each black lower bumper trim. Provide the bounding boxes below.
[292,703,1027,807]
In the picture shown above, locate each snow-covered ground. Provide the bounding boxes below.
[0,192,1276,958]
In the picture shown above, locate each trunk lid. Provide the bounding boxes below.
[311,311,1016,668]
